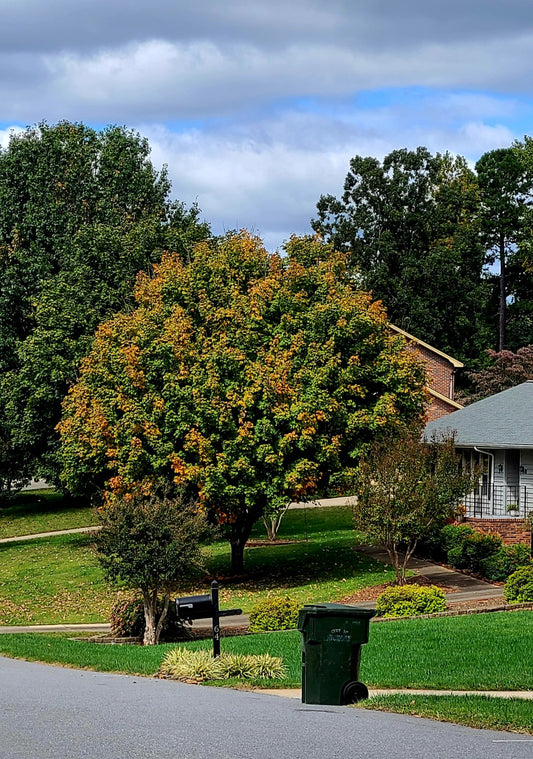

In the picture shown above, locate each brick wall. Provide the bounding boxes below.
[465,517,532,545]
[403,342,454,398]
[426,395,458,423]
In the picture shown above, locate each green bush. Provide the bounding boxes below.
[481,544,532,582]
[159,648,286,681]
[110,594,189,640]
[248,595,300,632]
[504,565,533,604]
[441,525,502,573]
[376,584,447,618]
[439,524,476,553]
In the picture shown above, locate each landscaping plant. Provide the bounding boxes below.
[504,565,533,604]
[96,493,213,645]
[248,595,300,632]
[354,426,476,584]
[375,584,446,617]
[159,648,286,681]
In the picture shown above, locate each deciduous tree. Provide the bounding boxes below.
[354,426,475,584]
[313,148,490,364]
[96,494,211,645]
[0,121,209,499]
[59,232,427,572]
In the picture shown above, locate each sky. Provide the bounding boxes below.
[1,0,532,251]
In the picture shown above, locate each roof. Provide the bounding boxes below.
[389,324,464,369]
[424,381,533,449]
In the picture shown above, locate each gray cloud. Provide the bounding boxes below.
[1,0,532,53]
[0,0,531,252]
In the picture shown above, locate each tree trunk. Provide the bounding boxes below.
[230,534,247,574]
[229,515,257,574]
[262,503,289,541]
[143,589,161,646]
[499,232,506,352]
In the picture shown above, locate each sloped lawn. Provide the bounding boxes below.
[0,505,394,624]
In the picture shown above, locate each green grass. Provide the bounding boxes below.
[0,505,394,624]
[1,611,532,693]
[0,533,113,624]
[0,490,97,539]
[199,506,394,612]
[360,694,533,735]
[361,612,533,690]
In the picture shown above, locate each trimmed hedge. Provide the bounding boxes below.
[248,595,300,632]
[376,585,447,618]
[418,523,531,581]
[504,565,533,604]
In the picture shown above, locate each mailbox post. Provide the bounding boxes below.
[175,580,241,658]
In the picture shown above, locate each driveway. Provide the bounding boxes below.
[1,657,530,759]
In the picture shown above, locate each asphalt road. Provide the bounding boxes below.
[1,657,532,759]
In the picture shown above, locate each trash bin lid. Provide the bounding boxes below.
[300,603,375,618]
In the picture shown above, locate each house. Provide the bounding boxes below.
[390,325,463,422]
[424,381,533,544]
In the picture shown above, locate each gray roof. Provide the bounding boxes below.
[424,381,533,449]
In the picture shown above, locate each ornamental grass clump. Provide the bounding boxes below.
[159,648,286,681]
[376,584,447,618]
[248,595,300,632]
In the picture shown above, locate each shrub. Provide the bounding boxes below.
[248,595,300,632]
[439,524,476,553]
[441,525,502,573]
[481,543,532,582]
[504,565,533,604]
[376,584,447,618]
[110,594,190,641]
[159,648,286,681]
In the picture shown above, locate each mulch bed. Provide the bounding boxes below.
[337,575,457,604]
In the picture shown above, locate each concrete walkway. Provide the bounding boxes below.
[351,544,505,608]
[0,525,99,544]
[258,687,533,700]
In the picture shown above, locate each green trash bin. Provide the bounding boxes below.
[297,603,375,705]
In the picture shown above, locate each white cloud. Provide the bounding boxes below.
[0,126,24,149]
[139,92,523,252]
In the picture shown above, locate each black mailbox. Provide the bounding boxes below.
[176,594,213,621]
[174,581,242,658]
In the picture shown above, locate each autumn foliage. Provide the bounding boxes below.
[58,232,426,571]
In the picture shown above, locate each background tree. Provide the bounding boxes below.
[0,121,209,499]
[460,346,533,404]
[354,426,475,584]
[96,493,211,645]
[58,231,427,573]
[312,148,490,365]
[475,147,530,352]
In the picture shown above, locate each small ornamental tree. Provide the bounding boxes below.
[96,494,212,645]
[354,426,475,584]
[59,231,427,573]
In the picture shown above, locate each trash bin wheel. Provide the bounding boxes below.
[341,680,369,704]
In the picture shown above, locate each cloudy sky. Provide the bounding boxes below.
[1,0,532,250]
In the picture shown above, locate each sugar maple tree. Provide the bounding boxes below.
[58,231,426,572]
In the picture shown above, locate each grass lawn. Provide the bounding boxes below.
[1,611,532,692]
[360,694,533,735]
[0,533,114,624]
[0,505,394,625]
[0,490,97,539]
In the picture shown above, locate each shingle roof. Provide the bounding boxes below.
[423,381,533,449]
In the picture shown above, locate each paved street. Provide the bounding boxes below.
[1,657,531,759]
